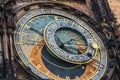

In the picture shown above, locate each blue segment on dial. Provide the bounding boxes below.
[15,34,19,41]
[16,44,22,52]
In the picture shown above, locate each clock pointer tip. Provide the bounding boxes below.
[92,43,98,49]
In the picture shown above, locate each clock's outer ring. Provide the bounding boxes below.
[13,1,115,80]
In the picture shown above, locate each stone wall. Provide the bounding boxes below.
[57,0,93,17]
[108,0,120,24]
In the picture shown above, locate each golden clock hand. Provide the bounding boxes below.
[90,43,104,66]
[59,35,84,47]
[64,44,87,52]
[64,44,87,48]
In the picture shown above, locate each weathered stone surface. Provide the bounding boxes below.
[57,0,94,17]
[108,0,120,24]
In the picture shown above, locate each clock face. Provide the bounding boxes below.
[44,19,100,64]
[14,9,107,80]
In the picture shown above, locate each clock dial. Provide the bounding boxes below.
[55,28,87,54]
[44,19,100,64]
[14,9,107,80]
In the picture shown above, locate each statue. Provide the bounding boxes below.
[101,17,112,39]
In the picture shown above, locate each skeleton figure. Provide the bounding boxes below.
[101,17,112,39]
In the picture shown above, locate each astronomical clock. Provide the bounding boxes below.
[0,0,119,80]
